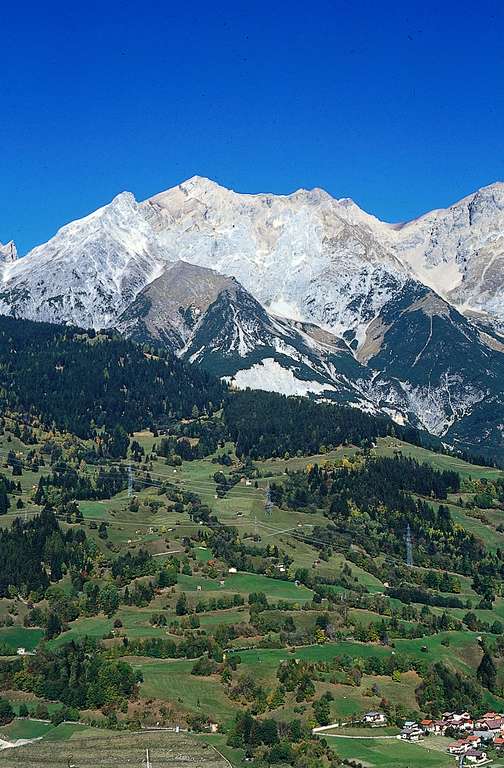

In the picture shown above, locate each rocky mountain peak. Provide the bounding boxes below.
[0,240,17,263]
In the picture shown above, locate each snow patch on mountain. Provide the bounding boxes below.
[227,358,336,397]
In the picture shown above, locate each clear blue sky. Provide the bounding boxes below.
[2,0,504,253]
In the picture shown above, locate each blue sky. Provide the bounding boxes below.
[2,0,504,253]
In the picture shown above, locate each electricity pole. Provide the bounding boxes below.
[128,463,133,498]
[405,523,413,567]
[265,485,273,516]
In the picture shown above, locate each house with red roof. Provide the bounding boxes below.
[447,740,471,755]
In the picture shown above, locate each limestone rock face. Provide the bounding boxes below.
[0,240,17,264]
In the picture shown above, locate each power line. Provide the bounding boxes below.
[0,444,266,499]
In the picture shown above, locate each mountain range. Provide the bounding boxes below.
[1,176,504,459]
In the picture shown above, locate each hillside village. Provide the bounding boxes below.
[315,709,504,764]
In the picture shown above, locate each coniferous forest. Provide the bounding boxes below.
[0,316,224,436]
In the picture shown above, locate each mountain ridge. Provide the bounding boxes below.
[1,176,504,458]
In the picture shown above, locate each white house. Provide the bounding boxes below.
[363,711,387,727]
[401,725,424,742]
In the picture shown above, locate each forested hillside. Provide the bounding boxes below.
[224,389,425,459]
[0,316,224,436]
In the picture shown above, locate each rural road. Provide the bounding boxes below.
[321,734,400,740]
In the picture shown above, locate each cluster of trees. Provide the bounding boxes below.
[193,593,244,612]
[477,649,498,692]
[0,698,14,725]
[81,582,120,618]
[212,470,241,498]
[313,692,334,726]
[385,584,464,609]
[226,711,340,767]
[224,389,423,459]
[11,639,140,710]
[116,633,225,661]
[123,581,155,607]
[272,457,499,577]
[416,661,484,716]
[23,583,122,641]
[411,568,461,593]
[0,316,224,436]
[25,587,77,639]
[111,549,156,583]
[463,611,503,635]
[34,462,128,504]
[0,473,17,516]
[156,418,227,462]
[0,508,91,598]
[277,659,317,701]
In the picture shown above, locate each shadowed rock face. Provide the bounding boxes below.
[116,260,383,410]
[116,261,239,350]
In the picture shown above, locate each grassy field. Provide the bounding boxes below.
[255,446,359,476]
[0,627,44,652]
[227,642,393,685]
[198,609,248,627]
[327,553,384,593]
[46,615,113,649]
[177,571,313,602]
[137,657,237,722]
[2,695,68,717]
[228,630,489,685]
[41,722,90,741]
[47,603,196,649]
[327,736,455,768]
[443,501,504,551]
[317,672,421,720]
[374,437,504,480]
[0,718,53,741]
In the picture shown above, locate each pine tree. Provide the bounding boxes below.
[0,491,9,516]
[46,612,62,640]
[477,650,497,692]
[0,699,14,725]
[34,478,46,505]
[176,592,188,616]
